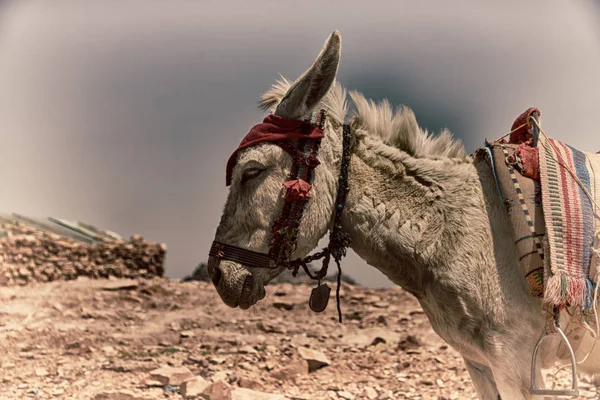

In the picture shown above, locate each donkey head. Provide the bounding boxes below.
[207,31,344,309]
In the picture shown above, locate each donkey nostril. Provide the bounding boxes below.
[211,266,223,286]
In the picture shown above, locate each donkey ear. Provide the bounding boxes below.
[274,30,341,120]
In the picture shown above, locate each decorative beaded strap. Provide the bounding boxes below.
[269,110,326,265]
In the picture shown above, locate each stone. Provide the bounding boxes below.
[272,301,294,310]
[101,279,139,291]
[398,335,422,351]
[342,328,400,348]
[208,355,226,365]
[237,377,263,390]
[337,391,354,400]
[180,376,210,399]
[211,371,229,382]
[144,379,163,387]
[148,366,193,385]
[156,331,180,346]
[264,360,277,371]
[364,386,378,399]
[256,321,286,334]
[231,388,287,400]
[102,346,118,356]
[201,380,233,400]
[372,301,390,309]
[291,334,312,348]
[92,391,146,400]
[270,359,308,380]
[297,347,331,372]
[237,345,258,355]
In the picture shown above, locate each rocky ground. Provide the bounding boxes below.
[1,276,599,400]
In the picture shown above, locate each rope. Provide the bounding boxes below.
[481,143,505,205]
[499,122,529,141]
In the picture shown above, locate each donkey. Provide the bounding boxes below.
[206,31,600,399]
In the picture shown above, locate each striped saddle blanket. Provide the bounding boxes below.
[477,108,599,314]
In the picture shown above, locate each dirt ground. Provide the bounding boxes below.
[0,277,598,400]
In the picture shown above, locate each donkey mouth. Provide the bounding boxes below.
[207,257,267,309]
[237,276,266,310]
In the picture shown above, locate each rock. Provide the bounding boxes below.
[264,360,277,371]
[211,371,229,383]
[297,347,330,372]
[363,386,378,399]
[237,377,263,390]
[238,345,258,355]
[156,331,180,346]
[102,346,118,356]
[201,380,233,400]
[337,391,354,400]
[144,379,163,387]
[180,330,195,338]
[100,279,139,291]
[208,355,226,365]
[343,328,400,348]
[272,301,294,310]
[270,359,308,380]
[92,391,147,400]
[257,321,286,334]
[363,295,381,305]
[291,334,312,348]
[180,376,210,399]
[372,301,390,309]
[398,335,422,351]
[232,388,286,400]
[35,368,49,377]
[148,366,194,385]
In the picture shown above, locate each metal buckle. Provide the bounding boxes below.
[530,310,579,397]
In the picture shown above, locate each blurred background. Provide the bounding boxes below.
[1,0,599,288]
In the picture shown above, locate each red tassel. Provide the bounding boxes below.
[283,179,312,201]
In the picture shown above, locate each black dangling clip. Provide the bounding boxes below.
[309,279,330,313]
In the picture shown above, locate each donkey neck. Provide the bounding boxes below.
[342,134,482,297]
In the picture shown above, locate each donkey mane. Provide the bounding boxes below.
[259,77,467,159]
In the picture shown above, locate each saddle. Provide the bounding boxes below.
[476,108,600,397]
[476,107,600,310]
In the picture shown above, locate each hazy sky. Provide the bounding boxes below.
[1,1,599,287]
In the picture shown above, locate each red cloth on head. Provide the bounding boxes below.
[225,114,324,186]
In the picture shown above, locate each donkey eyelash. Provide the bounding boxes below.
[241,167,265,185]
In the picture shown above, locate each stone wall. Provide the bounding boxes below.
[0,220,166,286]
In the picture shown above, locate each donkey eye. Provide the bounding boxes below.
[241,167,265,185]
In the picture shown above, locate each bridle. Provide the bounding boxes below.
[209,109,352,322]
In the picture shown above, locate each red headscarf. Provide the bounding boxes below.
[225,114,324,186]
